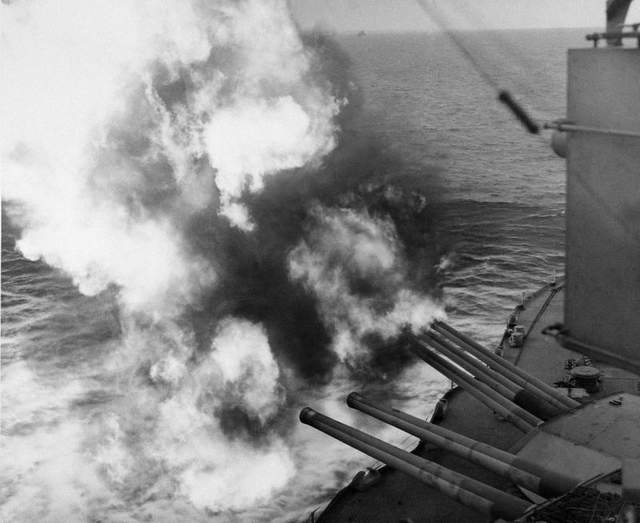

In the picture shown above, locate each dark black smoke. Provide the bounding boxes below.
[83,30,447,440]
[183,32,446,390]
[27,29,449,447]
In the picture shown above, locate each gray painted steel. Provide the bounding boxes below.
[423,331,563,419]
[410,338,542,430]
[565,48,640,371]
[433,321,580,409]
[347,393,579,497]
[300,407,532,520]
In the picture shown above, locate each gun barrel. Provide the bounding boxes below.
[423,331,517,397]
[433,321,579,410]
[410,338,542,431]
[423,331,563,420]
[347,393,579,497]
[300,407,531,521]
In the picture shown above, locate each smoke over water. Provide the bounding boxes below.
[1,1,444,520]
[289,206,443,364]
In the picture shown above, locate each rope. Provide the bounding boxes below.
[415,0,500,91]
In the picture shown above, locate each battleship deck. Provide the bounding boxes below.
[316,282,639,522]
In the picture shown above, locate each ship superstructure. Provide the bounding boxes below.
[300,2,640,521]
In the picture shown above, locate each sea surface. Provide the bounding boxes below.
[2,29,585,521]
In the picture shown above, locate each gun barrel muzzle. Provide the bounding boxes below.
[432,321,579,410]
[423,331,563,420]
[410,338,542,431]
[300,407,531,521]
[347,393,579,497]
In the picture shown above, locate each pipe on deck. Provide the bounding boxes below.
[432,321,580,410]
[347,393,580,498]
[423,331,563,420]
[410,338,542,431]
[300,407,531,521]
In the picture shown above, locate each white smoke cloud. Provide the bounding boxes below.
[154,392,295,513]
[1,0,443,519]
[206,95,338,229]
[210,318,285,422]
[1,0,334,517]
[1,363,118,522]
[1,0,340,310]
[140,317,293,512]
[2,317,293,520]
[201,0,342,229]
[289,206,444,360]
[1,0,216,312]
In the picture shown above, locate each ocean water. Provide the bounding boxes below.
[2,29,586,522]
[332,28,575,341]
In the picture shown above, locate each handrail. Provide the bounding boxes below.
[543,122,640,139]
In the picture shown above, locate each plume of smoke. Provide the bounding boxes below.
[1,318,293,520]
[206,95,339,229]
[143,317,293,511]
[1,0,336,516]
[209,318,285,423]
[288,205,444,362]
[1,0,447,518]
[1,0,340,311]
[127,317,292,511]
[1,363,119,522]
[2,0,218,312]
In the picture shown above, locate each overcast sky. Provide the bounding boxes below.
[291,0,640,32]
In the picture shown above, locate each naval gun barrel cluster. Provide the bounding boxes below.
[299,321,584,518]
[409,336,542,432]
[404,321,580,433]
[347,393,580,498]
[300,407,532,521]
[424,330,563,419]
[431,321,579,410]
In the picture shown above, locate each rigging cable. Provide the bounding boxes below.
[414,0,540,134]
[435,0,560,123]
[414,0,499,90]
